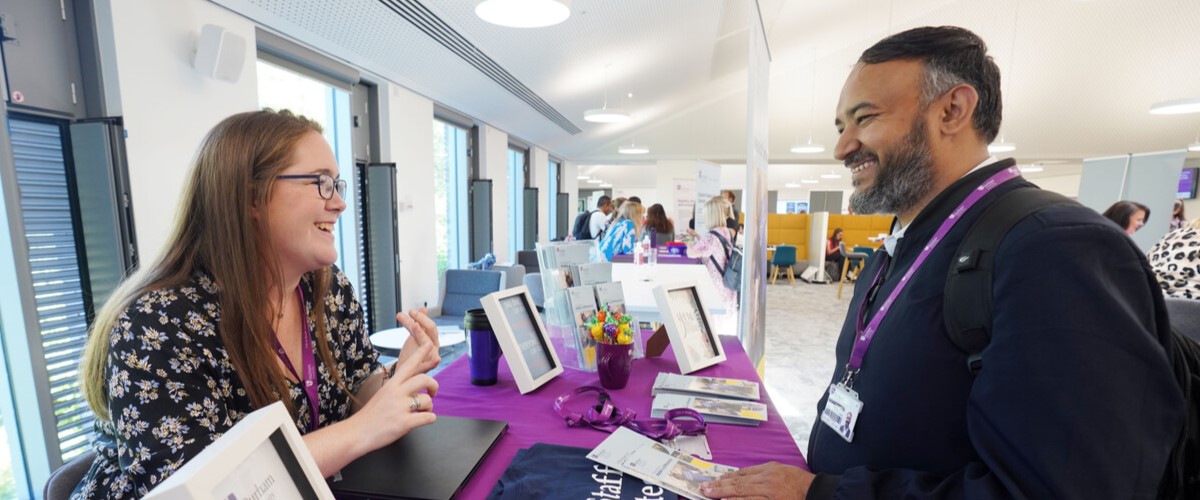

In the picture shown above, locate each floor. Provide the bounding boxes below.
[760,279,851,455]
[419,278,852,457]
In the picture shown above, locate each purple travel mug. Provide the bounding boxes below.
[464,308,502,386]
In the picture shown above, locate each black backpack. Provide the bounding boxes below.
[943,187,1200,499]
[572,211,597,240]
[709,230,743,292]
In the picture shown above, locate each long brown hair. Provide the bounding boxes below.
[645,203,674,234]
[81,109,352,422]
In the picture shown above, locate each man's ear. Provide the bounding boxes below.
[936,84,979,137]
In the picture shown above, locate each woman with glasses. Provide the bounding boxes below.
[74,109,441,498]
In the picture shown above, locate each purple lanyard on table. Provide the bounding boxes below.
[553,386,706,441]
[845,166,1022,386]
[271,286,319,432]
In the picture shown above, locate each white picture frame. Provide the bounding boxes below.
[481,286,565,394]
[144,401,333,499]
[652,281,727,374]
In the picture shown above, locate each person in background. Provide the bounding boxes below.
[644,203,676,245]
[599,201,644,260]
[1148,217,1200,299]
[74,110,442,498]
[627,196,642,204]
[686,197,739,319]
[826,228,847,277]
[1170,199,1186,231]
[1102,200,1151,236]
[702,26,1181,500]
[608,196,628,225]
[722,190,741,225]
[587,195,614,240]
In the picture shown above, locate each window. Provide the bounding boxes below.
[256,60,361,291]
[507,146,529,256]
[548,158,561,240]
[433,119,471,284]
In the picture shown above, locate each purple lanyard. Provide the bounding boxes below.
[554,386,707,441]
[846,166,1022,385]
[271,286,320,432]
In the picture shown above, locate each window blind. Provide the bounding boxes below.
[9,117,94,461]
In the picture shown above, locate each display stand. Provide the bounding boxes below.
[799,211,831,283]
[537,241,644,372]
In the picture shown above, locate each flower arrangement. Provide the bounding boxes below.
[587,305,634,345]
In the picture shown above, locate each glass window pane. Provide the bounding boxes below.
[0,409,14,498]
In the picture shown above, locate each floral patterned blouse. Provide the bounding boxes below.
[72,266,380,498]
[599,218,639,260]
[1148,226,1200,300]
[687,227,739,313]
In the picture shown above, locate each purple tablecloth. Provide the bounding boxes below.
[432,335,809,498]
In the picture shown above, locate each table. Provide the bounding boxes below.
[610,251,701,265]
[432,335,809,498]
[369,326,467,352]
[611,262,725,323]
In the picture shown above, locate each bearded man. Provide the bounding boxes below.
[702,26,1183,500]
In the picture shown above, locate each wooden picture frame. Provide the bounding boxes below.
[481,286,564,394]
[652,281,727,374]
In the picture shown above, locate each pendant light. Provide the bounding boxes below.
[475,0,571,28]
[791,61,825,154]
[1150,97,1200,115]
[618,138,649,154]
[584,64,630,123]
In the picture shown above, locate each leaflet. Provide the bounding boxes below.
[651,373,761,401]
[650,393,768,426]
[587,427,737,500]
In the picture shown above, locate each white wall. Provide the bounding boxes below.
[611,188,658,206]
[532,147,550,243]
[110,0,259,262]
[479,125,510,262]
[378,82,438,311]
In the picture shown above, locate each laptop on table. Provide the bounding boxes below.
[328,416,508,499]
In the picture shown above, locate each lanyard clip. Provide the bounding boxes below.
[840,364,860,389]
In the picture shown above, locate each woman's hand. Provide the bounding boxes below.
[687,228,699,238]
[353,343,440,450]
[396,307,440,371]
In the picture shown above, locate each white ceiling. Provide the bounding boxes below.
[216,0,1200,190]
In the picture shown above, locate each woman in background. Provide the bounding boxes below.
[74,110,441,498]
[1149,217,1200,299]
[1170,199,1186,232]
[686,197,738,322]
[644,203,676,245]
[827,228,847,277]
[599,201,644,260]
[1102,200,1151,236]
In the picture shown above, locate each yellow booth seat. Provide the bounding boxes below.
[766,213,808,260]
[826,214,893,249]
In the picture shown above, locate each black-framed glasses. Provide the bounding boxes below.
[277,174,347,200]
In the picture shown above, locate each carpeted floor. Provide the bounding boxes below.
[761,278,853,456]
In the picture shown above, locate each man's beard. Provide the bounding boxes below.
[847,117,936,216]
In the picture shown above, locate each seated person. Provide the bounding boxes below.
[644,203,676,245]
[826,228,847,276]
[1148,217,1200,300]
[1102,200,1150,236]
[74,110,442,498]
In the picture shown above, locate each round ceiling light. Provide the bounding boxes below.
[618,145,649,154]
[789,140,825,154]
[820,171,842,179]
[987,141,1017,153]
[584,107,631,123]
[475,0,571,28]
[1188,141,1200,152]
[1149,96,1200,115]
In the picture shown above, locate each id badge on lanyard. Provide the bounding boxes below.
[820,383,864,443]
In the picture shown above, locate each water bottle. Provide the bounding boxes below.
[633,240,644,265]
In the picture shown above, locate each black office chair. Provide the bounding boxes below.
[44,450,96,500]
[1165,297,1200,343]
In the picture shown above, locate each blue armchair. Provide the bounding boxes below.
[436,269,505,327]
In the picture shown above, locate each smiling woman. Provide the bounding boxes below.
[71,110,445,498]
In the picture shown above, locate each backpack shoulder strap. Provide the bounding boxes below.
[707,230,733,271]
[944,187,1076,374]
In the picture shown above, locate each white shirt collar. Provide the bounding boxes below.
[882,156,1000,255]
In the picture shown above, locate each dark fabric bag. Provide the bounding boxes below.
[709,230,742,291]
[572,210,596,240]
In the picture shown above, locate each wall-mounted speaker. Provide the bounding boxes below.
[193,24,246,83]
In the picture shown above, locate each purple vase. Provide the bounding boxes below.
[597,342,633,390]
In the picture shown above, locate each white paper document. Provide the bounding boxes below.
[588,427,737,500]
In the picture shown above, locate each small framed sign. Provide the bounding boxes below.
[652,282,726,374]
[481,286,564,394]
[144,401,332,499]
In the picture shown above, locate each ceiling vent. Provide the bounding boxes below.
[378,0,582,134]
